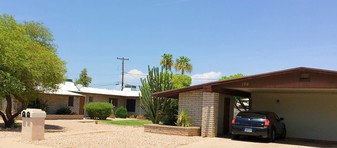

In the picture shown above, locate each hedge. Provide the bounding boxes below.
[115,106,128,118]
[84,102,113,120]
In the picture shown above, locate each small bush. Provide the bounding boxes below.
[136,114,145,120]
[129,114,135,118]
[176,109,191,127]
[27,98,49,111]
[109,114,116,119]
[84,102,113,120]
[115,106,128,118]
[56,107,72,115]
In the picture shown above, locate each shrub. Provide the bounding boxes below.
[109,114,116,119]
[161,99,178,125]
[136,114,145,120]
[129,114,135,118]
[84,102,113,120]
[56,107,72,115]
[115,106,128,118]
[176,109,191,127]
[27,98,49,111]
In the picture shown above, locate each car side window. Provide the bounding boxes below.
[267,113,274,120]
[273,113,280,120]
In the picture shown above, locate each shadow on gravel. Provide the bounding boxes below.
[45,124,64,133]
[0,123,64,133]
[221,135,337,148]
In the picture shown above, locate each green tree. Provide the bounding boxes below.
[75,68,92,87]
[220,73,245,80]
[0,15,66,128]
[139,66,173,124]
[219,74,248,111]
[160,53,174,71]
[172,74,192,89]
[174,56,193,75]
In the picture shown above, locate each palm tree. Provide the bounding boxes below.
[160,53,174,71]
[174,56,193,75]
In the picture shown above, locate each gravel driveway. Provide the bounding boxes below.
[1,119,336,148]
[0,119,204,148]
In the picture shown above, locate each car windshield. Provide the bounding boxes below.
[237,112,266,119]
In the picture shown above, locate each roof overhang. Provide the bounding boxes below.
[153,67,337,98]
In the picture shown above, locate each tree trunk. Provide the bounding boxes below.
[0,95,25,128]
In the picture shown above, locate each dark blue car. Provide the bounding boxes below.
[231,111,286,142]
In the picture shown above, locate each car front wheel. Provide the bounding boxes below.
[268,129,276,142]
[280,126,286,139]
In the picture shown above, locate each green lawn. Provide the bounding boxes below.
[100,119,152,126]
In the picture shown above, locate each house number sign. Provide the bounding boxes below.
[242,82,249,87]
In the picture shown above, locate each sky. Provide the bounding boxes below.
[1,0,337,89]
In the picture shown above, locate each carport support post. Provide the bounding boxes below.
[201,92,219,137]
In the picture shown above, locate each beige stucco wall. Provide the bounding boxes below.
[39,94,80,114]
[179,90,203,127]
[252,92,337,141]
[86,94,110,103]
[84,94,142,115]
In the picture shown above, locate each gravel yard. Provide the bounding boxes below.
[0,119,204,148]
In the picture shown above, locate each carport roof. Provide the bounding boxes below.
[153,67,337,98]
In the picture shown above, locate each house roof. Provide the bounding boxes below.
[55,81,140,97]
[44,89,84,97]
[153,67,337,98]
[71,87,140,97]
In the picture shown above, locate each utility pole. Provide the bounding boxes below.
[117,57,129,91]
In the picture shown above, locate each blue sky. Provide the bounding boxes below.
[1,0,337,89]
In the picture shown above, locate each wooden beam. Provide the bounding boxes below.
[204,86,251,98]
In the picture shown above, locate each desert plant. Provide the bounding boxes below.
[84,102,113,120]
[27,98,49,111]
[115,106,128,118]
[140,66,173,124]
[161,99,178,125]
[176,109,191,127]
[56,107,72,115]
[136,114,145,120]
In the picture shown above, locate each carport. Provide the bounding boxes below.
[153,67,337,141]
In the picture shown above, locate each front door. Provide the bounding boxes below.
[79,97,85,115]
[223,98,230,134]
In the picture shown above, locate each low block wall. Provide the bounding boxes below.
[144,124,200,136]
[46,114,84,120]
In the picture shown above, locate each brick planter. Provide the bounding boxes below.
[45,114,84,120]
[144,124,200,136]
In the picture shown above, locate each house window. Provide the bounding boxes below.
[68,96,74,107]
[89,96,93,102]
[126,99,136,112]
[109,98,118,107]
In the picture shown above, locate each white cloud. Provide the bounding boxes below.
[124,69,146,86]
[191,72,222,85]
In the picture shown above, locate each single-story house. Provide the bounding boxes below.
[2,80,143,116]
[153,67,337,142]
